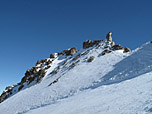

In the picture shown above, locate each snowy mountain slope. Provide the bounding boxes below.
[26,71,152,114]
[0,37,152,114]
[93,42,152,86]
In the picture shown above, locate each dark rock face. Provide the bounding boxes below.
[46,60,52,65]
[102,50,112,55]
[5,86,12,90]
[123,47,131,53]
[106,32,112,42]
[58,47,77,56]
[83,40,101,49]
[65,47,77,56]
[50,54,55,58]
[87,56,95,62]
[83,40,92,49]
[37,69,46,82]
[35,60,40,66]
[0,92,7,103]
[112,44,123,50]
[150,41,152,43]
[18,85,24,91]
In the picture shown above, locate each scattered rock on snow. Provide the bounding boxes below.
[102,50,112,55]
[112,44,123,50]
[83,40,101,49]
[58,47,77,56]
[123,47,131,53]
[87,56,95,62]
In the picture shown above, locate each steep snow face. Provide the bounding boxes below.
[0,41,152,114]
[99,42,152,85]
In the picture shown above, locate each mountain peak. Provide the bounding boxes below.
[0,32,131,104]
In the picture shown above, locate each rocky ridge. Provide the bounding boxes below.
[0,32,131,103]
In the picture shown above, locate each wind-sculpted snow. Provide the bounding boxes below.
[0,41,152,114]
[99,42,152,85]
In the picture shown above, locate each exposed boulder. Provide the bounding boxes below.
[50,54,55,58]
[112,44,123,50]
[0,92,7,103]
[28,76,35,84]
[87,56,95,62]
[102,50,112,55]
[20,76,28,85]
[37,69,46,82]
[18,85,24,91]
[92,40,101,45]
[106,32,112,42]
[58,47,77,56]
[71,62,76,68]
[150,41,152,43]
[35,60,40,66]
[46,60,52,65]
[58,51,64,55]
[83,40,92,49]
[5,86,12,90]
[65,47,77,56]
[123,47,131,53]
[83,40,101,49]
[40,59,44,64]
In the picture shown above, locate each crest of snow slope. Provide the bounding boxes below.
[99,42,152,85]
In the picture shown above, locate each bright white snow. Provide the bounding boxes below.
[0,41,152,114]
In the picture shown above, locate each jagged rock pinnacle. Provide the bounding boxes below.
[106,32,112,42]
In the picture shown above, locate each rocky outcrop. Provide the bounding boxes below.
[18,85,24,91]
[50,54,55,58]
[102,50,112,55]
[123,47,131,53]
[106,32,112,42]
[35,60,40,66]
[111,45,131,53]
[58,47,77,56]
[87,56,95,62]
[83,40,101,49]
[0,32,132,104]
[0,92,7,103]
[65,47,77,56]
[112,44,123,50]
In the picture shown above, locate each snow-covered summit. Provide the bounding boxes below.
[0,33,152,114]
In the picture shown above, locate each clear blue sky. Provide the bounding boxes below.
[0,0,152,93]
